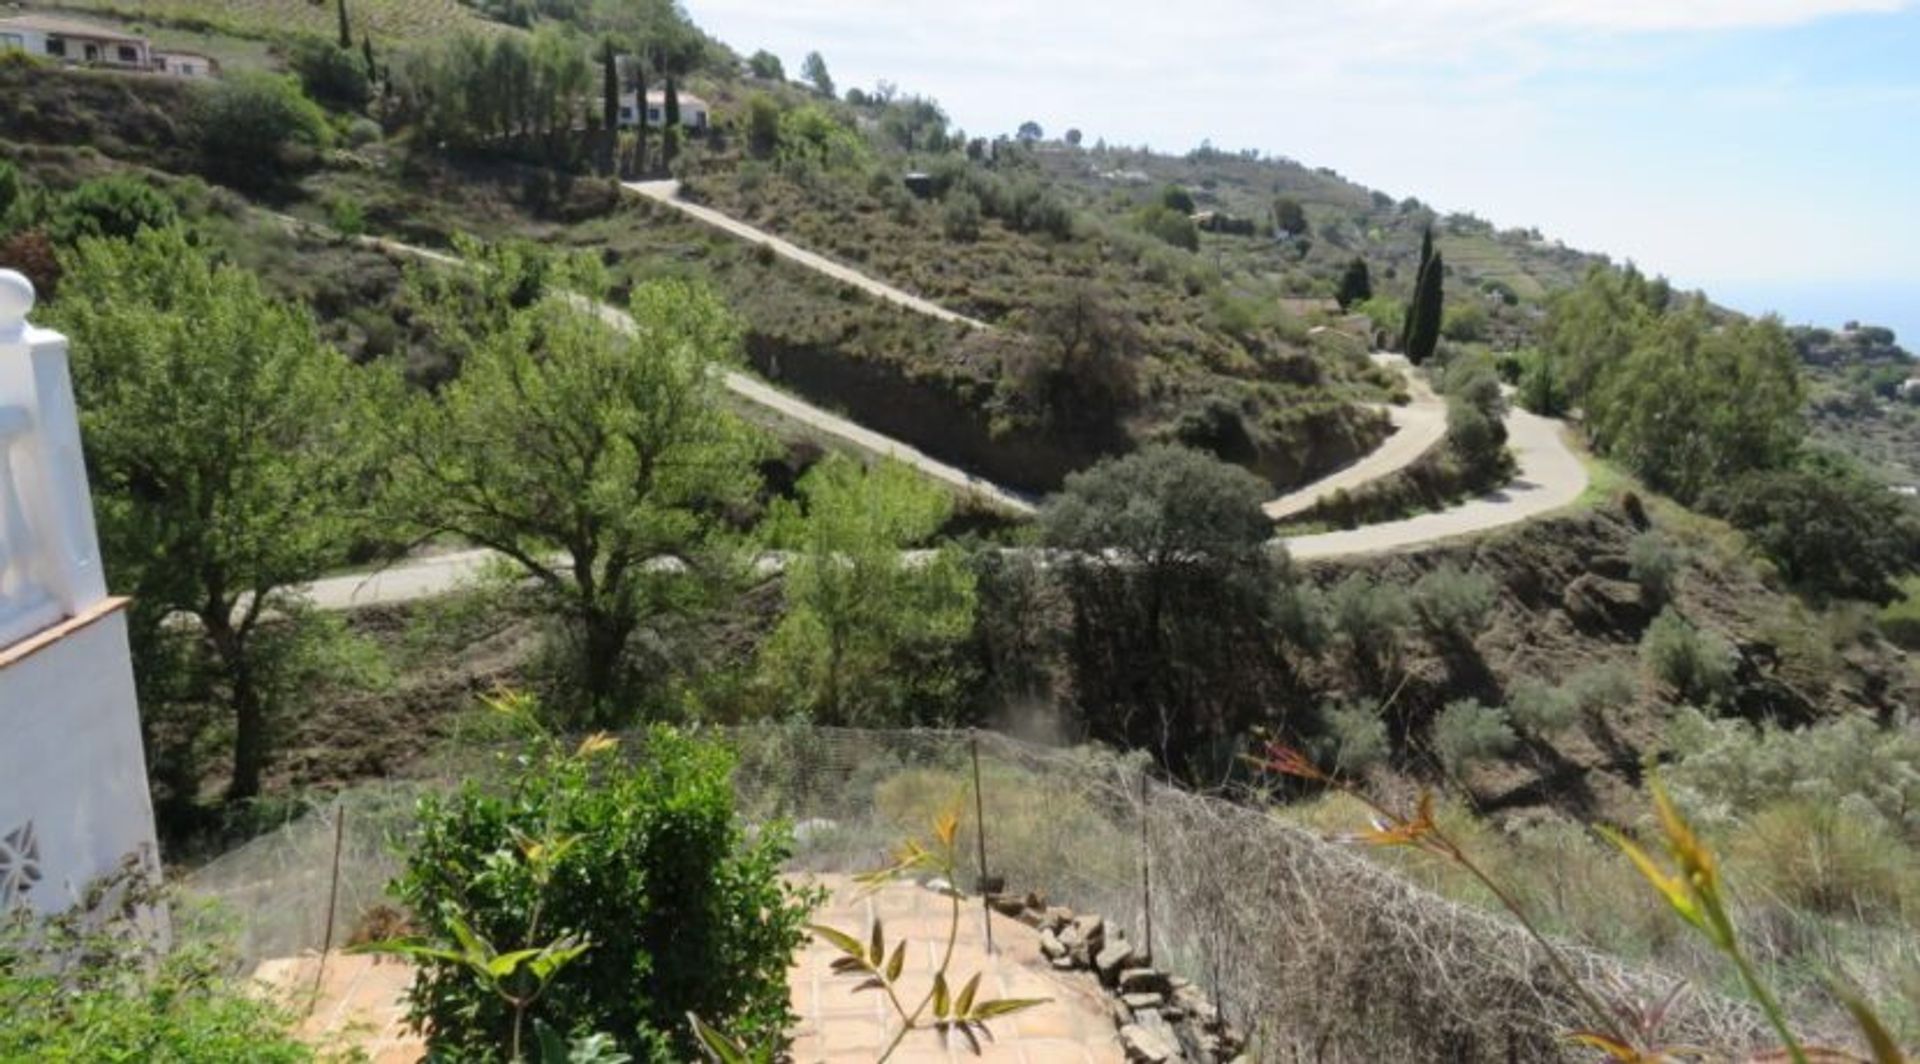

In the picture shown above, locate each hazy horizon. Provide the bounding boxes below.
[688,0,1920,350]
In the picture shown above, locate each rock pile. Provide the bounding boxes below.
[987,892,1248,1064]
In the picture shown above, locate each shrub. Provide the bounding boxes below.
[1506,676,1577,736]
[1317,700,1390,774]
[1723,800,1918,920]
[1441,301,1489,343]
[288,36,371,112]
[1666,708,1920,838]
[1134,203,1199,251]
[0,228,61,299]
[1880,578,1920,649]
[1431,698,1516,773]
[47,175,178,245]
[1626,531,1681,607]
[1700,456,1920,605]
[1160,184,1195,214]
[1565,661,1636,718]
[941,188,982,241]
[198,72,331,187]
[327,195,366,237]
[1327,573,1414,678]
[0,881,311,1062]
[388,718,816,1061]
[1412,563,1498,643]
[1639,608,1735,706]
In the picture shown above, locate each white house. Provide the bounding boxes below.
[1899,377,1920,402]
[617,89,710,130]
[153,50,219,79]
[0,270,159,916]
[0,14,151,70]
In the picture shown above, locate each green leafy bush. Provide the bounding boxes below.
[1639,608,1735,706]
[941,188,982,241]
[1327,573,1414,678]
[1431,698,1516,773]
[1412,563,1498,643]
[197,72,332,187]
[48,175,178,246]
[1626,531,1681,607]
[389,719,816,1061]
[1505,676,1577,736]
[1566,661,1637,718]
[1133,203,1199,251]
[0,882,312,1062]
[288,36,372,112]
[1316,700,1390,774]
[1666,708,1920,838]
[1700,455,1920,605]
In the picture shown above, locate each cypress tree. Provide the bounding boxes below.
[337,0,352,50]
[664,77,681,128]
[633,61,648,175]
[1336,257,1372,310]
[1408,250,1445,364]
[361,34,376,80]
[601,40,619,132]
[1402,226,1434,352]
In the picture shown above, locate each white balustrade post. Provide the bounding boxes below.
[0,270,108,618]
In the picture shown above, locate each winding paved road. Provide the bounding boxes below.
[1262,354,1447,522]
[625,180,993,330]
[269,200,1589,612]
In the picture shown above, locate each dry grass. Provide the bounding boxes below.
[22,0,502,42]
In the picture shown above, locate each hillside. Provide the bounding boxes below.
[4,0,500,43]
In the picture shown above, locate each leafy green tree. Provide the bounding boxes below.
[1540,264,1664,402]
[1134,203,1199,251]
[1701,454,1920,605]
[757,456,977,725]
[1335,257,1372,310]
[1043,445,1299,773]
[1017,120,1044,142]
[1160,184,1195,215]
[288,36,371,112]
[387,259,763,722]
[1586,305,1804,503]
[1272,196,1308,237]
[744,93,781,158]
[48,228,381,802]
[746,49,784,80]
[196,72,331,188]
[800,49,833,97]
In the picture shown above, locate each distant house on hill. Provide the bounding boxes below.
[0,15,217,78]
[153,50,218,79]
[1899,377,1920,402]
[0,15,150,70]
[616,87,710,130]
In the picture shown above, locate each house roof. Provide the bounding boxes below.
[643,90,708,107]
[0,15,147,43]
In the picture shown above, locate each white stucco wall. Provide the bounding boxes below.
[0,269,158,917]
[0,27,50,56]
[0,609,158,914]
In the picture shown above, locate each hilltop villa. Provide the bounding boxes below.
[0,14,219,78]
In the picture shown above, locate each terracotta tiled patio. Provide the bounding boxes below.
[254,874,1124,1063]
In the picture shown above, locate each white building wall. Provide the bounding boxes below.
[0,27,49,56]
[0,269,158,916]
[0,611,156,913]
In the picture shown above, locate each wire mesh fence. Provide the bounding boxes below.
[180,725,1772,1062]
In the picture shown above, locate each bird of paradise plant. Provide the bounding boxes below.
[691,808,1048,1063]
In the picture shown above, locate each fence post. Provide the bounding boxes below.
[969,731,994,954]
[1139,768,1153,964]
[311,801,346,1007]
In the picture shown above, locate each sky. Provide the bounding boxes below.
[685,0,1920,347]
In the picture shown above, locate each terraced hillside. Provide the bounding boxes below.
[13,0,503,42]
